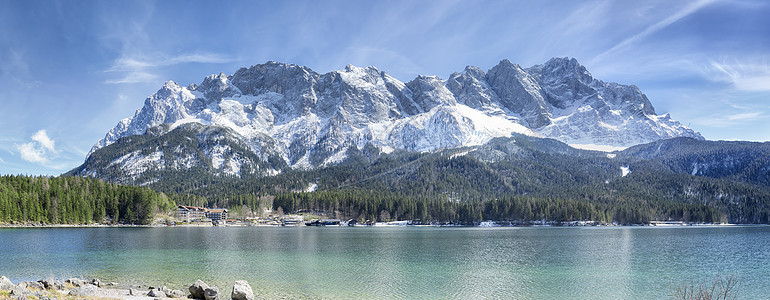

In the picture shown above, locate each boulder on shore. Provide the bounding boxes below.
[0,276,15,290]
[231,280,254,300]
[189,280,210,299]
[204,286,220,300]
[167,289,186,298]
[38,279,64,290]
[69,284,102,297]
[9,286,34,298]
[65,278,85,287]
[148,288,167,298]
[91,278,103,287]
[158,286,186,298]
[19,281,45,290]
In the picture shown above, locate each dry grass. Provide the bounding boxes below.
[674,273,739,300]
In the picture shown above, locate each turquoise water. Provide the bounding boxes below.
[1,226,768,299]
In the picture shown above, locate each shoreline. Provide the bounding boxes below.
[0,222,759,229]
[0,276,255,300]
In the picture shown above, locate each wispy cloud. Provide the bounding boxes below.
[0,49,42,89]
[105,52,234,84]
[696,111,764,127]
[591,0,718,64]
[104,71,159,84]
[16,129,57,164]
[708,59,770,91]
[727,112,763,121]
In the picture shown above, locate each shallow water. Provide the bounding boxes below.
[1,226,768,299]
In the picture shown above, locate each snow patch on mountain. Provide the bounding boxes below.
[621,166,631,177]
[570,144,627,152]
[108,150,164,180]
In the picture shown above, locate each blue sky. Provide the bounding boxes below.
[1,0,769,175]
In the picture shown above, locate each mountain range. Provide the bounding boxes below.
[64,57,770,224]
[71,57,702,183]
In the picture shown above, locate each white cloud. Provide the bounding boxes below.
[17,142,47,163]
[16,129,56,164]
[32,129,55,152]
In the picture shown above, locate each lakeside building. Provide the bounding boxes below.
[174,206,228,223]
[206,209,228,222]
[281,215,304,226]
[174,206,207,222]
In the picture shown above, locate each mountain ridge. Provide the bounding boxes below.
[80,57,702,180]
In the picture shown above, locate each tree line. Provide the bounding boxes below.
[273,189,725,224]
[0,175,176,225]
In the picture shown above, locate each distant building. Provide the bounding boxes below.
[174,205,207,222]
[206,208,228,222]
[175,206,229,223]
[305,219,341,226]
[281,215,304,226]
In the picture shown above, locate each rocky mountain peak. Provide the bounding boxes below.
[195,72,239,102]
[542,57,593,82]
[84,58,703,181]
[486,59,551,128]
[446,65,500,111]
[406,75,457,112]
[155,80,183,98]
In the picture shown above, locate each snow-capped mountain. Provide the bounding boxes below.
[78,57,702,181]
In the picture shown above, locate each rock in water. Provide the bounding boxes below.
[147,288,167,298]
[91,278,102,287]
[204,286,220,300]
[231,280,254,300]
[189,280,210,299]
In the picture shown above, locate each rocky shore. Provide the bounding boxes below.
[0,276,254,300]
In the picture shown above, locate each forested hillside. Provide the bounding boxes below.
[0,175,177,225]
[141,135,770,224]
[7,135,766,226]
[272,190,724,225]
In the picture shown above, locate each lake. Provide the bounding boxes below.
[1,226,768,299]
